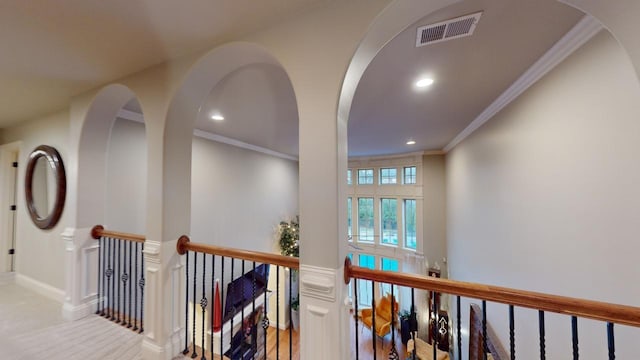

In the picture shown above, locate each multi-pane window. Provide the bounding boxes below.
[358,254,375,307]
[379,168,397,184]
[380,198,398,245]
[380,257,399,297]
[347,169,352,185]
[358,169,374,185]
[347,197,352,240]
[358,198,374,242]
[404,166,417,184]
[404,199,417,249]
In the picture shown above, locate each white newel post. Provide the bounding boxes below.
[141,239,185,360]
[62,227,100,320]
[299,265,350,359]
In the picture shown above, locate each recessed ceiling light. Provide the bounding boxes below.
[406,140,416,145]
[415,78,434,88]
[210,114,224,121]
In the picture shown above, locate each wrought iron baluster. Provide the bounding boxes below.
[289,266,292,359]
[371,280,376,360]
[607,322,615,360]
[220,256,225,359]
[389,282,399,359]
[230,258,235,355]
[482,300,487,360]
[200,253,207,360]
[110,237,115,321]
[262,264,268,360]
[182,251,189,354]
[539,310,546,360]
[509,305,515,360]
[121,239,128,327]
[412,288,416,360]
[139,242,145,333]
[210,254,215,358]
[354,278,359,360]
[241,260,245,353]
[134,242,140,332]
[191,252,198,358]
[434,291,440,360]
[117,238,121,324]
[96,236,102,315]
[571,316,578,360]
[252,262,256,357]
[128,241,132,328]
[457,296,461,360]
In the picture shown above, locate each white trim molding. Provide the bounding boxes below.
[444,15,603,152]
[15,273,65,303]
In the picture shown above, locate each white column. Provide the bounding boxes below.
[140,239,185,360]
[62,227,100,320]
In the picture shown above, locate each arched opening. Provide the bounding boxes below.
[340,0,640,358]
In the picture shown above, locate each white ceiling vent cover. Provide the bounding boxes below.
[416,11,483,47]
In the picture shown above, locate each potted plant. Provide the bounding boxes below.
[279,216,300,331]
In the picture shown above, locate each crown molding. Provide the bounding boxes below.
[443,15,603,153]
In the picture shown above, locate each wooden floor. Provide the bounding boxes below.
[185,314,412,359]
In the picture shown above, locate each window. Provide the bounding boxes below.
[358,254,375,307]
[404,199,417,249]
[404,166,417,184]
[380,199,398,245]
[379,168,397,184]
[347,169,352,185]
[358,198,374,242]
[380,257,399,297]
[358,169,374,185]
[347,197,352,240]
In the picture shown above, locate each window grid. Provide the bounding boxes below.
[347,169,352,185]
[358,169,374,185]
[358,197,374,242]
[404,166,417,184]
[379,168,397,185]
[404,199,417,249]
[380,198,398,245]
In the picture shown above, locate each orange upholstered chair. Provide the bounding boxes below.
[360,294,399,339]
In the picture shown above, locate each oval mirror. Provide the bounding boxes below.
[25,145,66,229]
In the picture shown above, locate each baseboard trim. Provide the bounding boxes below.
[63,298,97,321]
[15,273,65,303]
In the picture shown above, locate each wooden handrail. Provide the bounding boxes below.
[344,257,640,328]
[177,236,299,269]
[91,225,145,243]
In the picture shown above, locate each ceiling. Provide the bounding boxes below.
[0,0,322,128]
[2,0,586,159]
[348,0,584,156]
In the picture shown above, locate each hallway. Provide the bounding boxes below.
[0,273,143,359]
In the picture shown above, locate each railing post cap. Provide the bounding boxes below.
[344,256,352,284]
[91,225,104,239]
[176,235,190,255]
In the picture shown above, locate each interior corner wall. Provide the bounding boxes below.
[1,111,70,291]
[190,136,298,253]
[446,30,640,358]
[422,154,447,278]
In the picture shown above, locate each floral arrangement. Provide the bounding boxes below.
[278,216,299,257]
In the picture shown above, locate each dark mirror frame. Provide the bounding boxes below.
[25,145,66,230]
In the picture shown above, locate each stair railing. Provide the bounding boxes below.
[177,235,299,360]
[91,225,145,333]
[344,257,640,360]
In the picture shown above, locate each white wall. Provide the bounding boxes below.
[190,136,298,252]
[105,118,147,234]
[447,31,640,358]
[422,154,447,278]
[1,111,70,291]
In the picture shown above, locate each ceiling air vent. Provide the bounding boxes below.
[416,11,483,47]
